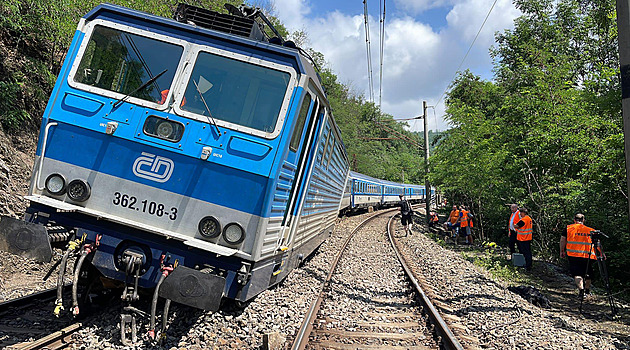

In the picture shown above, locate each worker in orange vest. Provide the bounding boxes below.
[560,213,602,298]
[514,207,533,271]
[446,205,460,243]
[458,206,474,245]
[507,204,520,255]
[429,211,439,228]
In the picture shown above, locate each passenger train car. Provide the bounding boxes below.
[340,171,428,212]
[0,3,349,341]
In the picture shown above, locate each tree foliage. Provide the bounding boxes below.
[0,0,246,131]
[431,0,630,293]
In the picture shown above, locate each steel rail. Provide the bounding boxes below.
[0,287,60,314]
[290,208,398,350]
[386,213,465,350]
[13,322,83,350]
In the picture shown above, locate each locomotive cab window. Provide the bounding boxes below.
[290,94,312,151]
[179,51,291,135]
[72,24,183,104]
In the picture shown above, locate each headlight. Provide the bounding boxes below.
[198,216,221,238]
[143,116,184,142]
[45,173,66,195]
[223,223,245,245]
[67,179,91,202]
[156,121,174,138]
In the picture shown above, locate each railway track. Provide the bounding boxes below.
[291,208,464,350]
[0,285,114,350]
[0,286,79,349]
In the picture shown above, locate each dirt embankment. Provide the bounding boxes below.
[0,128,37,218]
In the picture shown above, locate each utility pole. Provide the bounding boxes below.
[617,0,630,221]
[423,101,431,223]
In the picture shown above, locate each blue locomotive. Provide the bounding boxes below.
[0,2,433,343]
[0,3,349,342]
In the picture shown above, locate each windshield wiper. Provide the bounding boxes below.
[193,79,221,136]
[113,69,168,108]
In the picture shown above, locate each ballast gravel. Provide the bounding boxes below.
[396,218,626,350]
[1,211,628,349]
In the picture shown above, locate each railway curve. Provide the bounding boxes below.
[291,208,464,349]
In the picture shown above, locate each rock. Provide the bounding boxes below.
[262,331,286,350]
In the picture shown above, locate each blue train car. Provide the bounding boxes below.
[339,171,426,212]
[347,171,382,210]
[381,179,405,206]
[404,183,425,202]
[0,3,348,340]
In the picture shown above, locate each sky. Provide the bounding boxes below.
[257,0,521,132]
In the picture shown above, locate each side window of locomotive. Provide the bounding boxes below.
[289,93,312,151]
[319,130,331,162]
[181,51,291,133]
[324,134,335,169]
[74,25,182,103]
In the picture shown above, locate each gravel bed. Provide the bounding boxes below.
[397,218,628,350]
[4,208,626,349]
[66,213,372,349]
[308,213,436,349]
[0,249,74,302]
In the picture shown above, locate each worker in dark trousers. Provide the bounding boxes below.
[560,214,601,299]
[514,207,533,271]
[508,204,520,255]
[399,194,413,236]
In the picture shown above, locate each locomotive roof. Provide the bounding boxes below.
[82,4,322,87]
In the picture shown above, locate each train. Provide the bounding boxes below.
[340,171,430,212]
[0,3,430,343]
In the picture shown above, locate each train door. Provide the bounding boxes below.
[276,88,320,249]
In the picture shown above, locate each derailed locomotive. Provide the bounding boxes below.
[0,3,349,342]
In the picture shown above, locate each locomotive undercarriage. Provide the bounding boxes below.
[0,203,309,344]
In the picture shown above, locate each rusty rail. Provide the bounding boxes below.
[290,208,397,350]
[387,213,465,350]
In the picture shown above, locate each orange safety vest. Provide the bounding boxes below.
[430,213,439,222]
[516,215,532,241]
[508,210,520,233]
[566,223,597,260]
[160,90,186,106]
[460,210,469,227]
[449,210,459,224]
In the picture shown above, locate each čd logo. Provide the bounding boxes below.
[132,152,174,183]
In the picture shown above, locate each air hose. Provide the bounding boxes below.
[53,238,83,317]
[149,263,173,340]
[71,244,94,317]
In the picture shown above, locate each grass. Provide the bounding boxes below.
[461,250,530,284]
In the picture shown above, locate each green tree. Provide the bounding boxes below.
[432,0,629,294]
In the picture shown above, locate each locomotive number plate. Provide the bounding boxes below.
[112,192,178,221]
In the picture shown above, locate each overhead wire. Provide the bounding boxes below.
[378,0,386,109]
[363,0,375,103]
[375,0,498,144]
[433,0,499,109]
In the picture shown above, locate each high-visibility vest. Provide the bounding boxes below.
[430,213,439,222]
[460,210,469,227]
[516,215,532,241]
[449,210,459,224]
[509,210,520,232]
[566,223,597,260]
